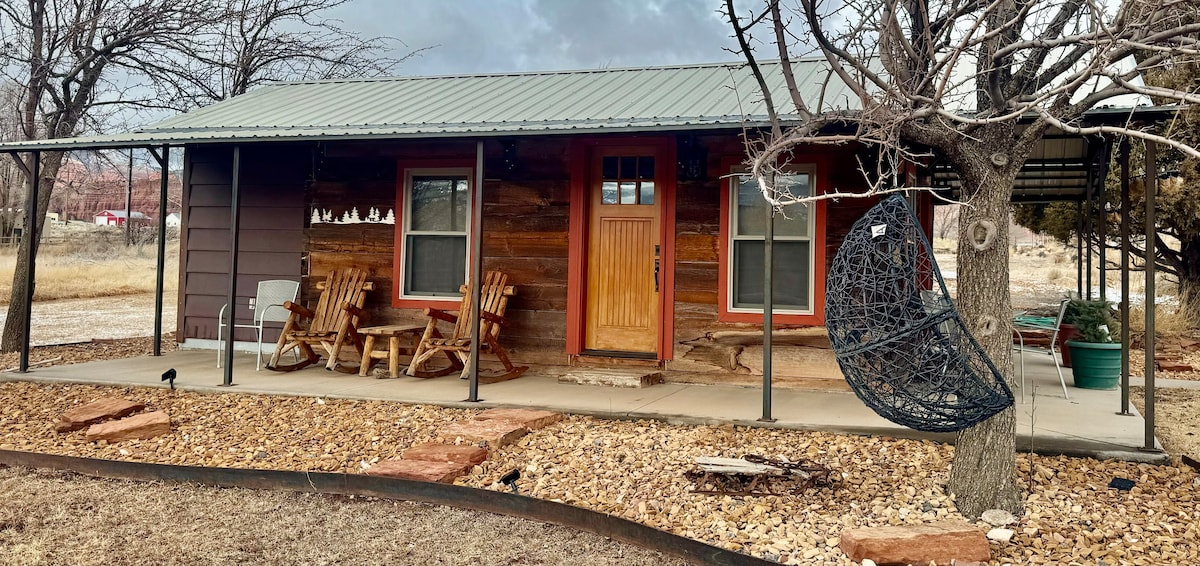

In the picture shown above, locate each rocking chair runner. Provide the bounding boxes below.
[406,271,528,382]
[267,268,375,373]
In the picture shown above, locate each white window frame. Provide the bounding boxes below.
[727,167,816,315]
[398,167,473,301]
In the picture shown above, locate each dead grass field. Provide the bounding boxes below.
[0,466,687,566]
[1132,387,1200,463]
[0,224,178,306]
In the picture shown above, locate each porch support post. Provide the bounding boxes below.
[221,145,242,386]
[151,146,170,356]
[125,149,134,247]
[1075,201,1083,298]
[19,150,40,373]
[1118,139,1131,415]
[1143,141,1157,451]
[466,140,484,402]
[760,192,774,423]
[1095,144,1106,303]
[1084,178,1093,300]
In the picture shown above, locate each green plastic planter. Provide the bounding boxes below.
[1065,340,1122,390]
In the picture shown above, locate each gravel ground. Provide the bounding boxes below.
[0,377,1198,565]
[0,465,687,566]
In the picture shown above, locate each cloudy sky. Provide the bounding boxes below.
[329,0,741,76]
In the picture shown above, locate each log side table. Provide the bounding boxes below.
[358,325,424,378]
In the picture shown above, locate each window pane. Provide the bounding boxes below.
[620,181,637,204]
[411,176,468,232]
[637,156,655,180]
[619,156,637,179]
[602,156,618,180]
[405,235,466,295]
[639,181,654,205]
[601,181,618,204]
[736,176,768,236]
[732,240,810,310]
[773,174,811,237]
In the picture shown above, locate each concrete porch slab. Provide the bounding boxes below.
[2,347,1167,464]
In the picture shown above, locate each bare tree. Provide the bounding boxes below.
[725,0,1200,517]
[0,0,409,352]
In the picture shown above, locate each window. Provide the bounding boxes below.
[399,168,471,299]
[600,155,655,205]
[728,170,815,313]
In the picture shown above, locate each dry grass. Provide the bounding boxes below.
[1131,386,1200,463]
[0,236,178,306]
[0,466,685,566]
[1129,303,1193,334]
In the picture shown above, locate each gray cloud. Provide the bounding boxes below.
[330,0,738,76]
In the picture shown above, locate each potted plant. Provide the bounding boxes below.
[1064,299,1121,390]
[1056,299,1086,367]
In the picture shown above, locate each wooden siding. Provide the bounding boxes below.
[180,145,305,343]
[178,134,884,383]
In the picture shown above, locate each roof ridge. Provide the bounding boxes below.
[260,58,810,88]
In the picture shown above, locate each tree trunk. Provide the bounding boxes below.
[946,157,1024,519]
[1,153,64,352]
[1177,236,1200,329]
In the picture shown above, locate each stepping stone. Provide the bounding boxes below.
[839,522,989,566]
[366,458,471,483]
[438,419,527,448]
[403,443,488,466]
[1156,359,1194,372]
[558,369,663,388]
[474,408,563,431]
[55,397,146,433]
[85,411,171,443]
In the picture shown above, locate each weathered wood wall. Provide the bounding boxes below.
[179,134,881,383]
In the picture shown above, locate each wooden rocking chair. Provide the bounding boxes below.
[406,271,528,383]
[267,267,374,373]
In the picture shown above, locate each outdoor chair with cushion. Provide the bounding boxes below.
[267,268,374,373]
[217,279,300,371]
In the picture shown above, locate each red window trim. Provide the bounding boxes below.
[717,155,828,325]
[392,158,476,310]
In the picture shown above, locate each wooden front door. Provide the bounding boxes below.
[585,149,661,354]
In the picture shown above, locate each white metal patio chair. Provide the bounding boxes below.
[1012,298,1071,401]
[217,279,300,370]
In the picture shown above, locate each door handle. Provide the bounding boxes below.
[654,244,661,293]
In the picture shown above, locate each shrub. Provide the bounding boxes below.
[1066,299,1119,343]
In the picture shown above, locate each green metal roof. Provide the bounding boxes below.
[0,60,859,151]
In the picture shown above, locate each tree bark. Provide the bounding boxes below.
[946,149,1024,519]
[1177,236,1200,328]
[1,153,64,352]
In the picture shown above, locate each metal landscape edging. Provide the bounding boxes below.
[0,449,774,566]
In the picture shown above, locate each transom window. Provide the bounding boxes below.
[400,168,470,298]
[729,171,814,312]
[600,156,655,205]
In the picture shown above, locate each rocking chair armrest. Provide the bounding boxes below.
[342,302,365,319]
[282,301,314,319]
[480,310,508,326]
[423,308,458,323]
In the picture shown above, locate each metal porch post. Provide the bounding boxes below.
[466,141,484,402]
[1076,202,1083,298]
[151,146,170,356]
[1095,146,1106,304]
[1143,142,1157,451]
[760,188,774,423]
[125,150,134,247]
[19,151,40,373]
[1119,140,1131,415]
[222,146,242,386]
[1084,179,1093,300]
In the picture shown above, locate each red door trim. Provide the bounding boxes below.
[566,136,676,360]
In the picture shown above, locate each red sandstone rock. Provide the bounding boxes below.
[1156,359,1194,372]
[84,411,170,443]
[403,443,488,466]
[55,397,145,432]
[366,459,471,483]
[438,419,527,448]
[839,522,990,566]
[474,408,563,431]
